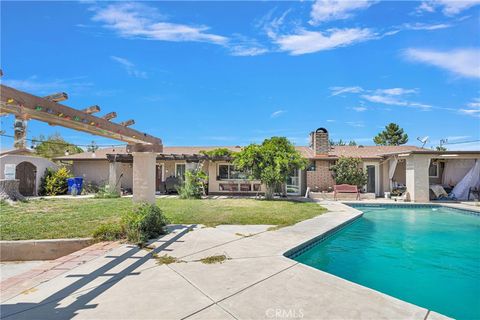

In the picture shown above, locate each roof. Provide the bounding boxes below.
[54,145,428,161]
[0,148,35,156]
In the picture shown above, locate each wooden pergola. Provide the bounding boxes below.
[0,82,163,203]
[106,153,232,163]
[0,84,162,148]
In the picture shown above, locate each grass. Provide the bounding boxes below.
[0,198,326,240]
[152,253,183,265]
[199,254,229,264]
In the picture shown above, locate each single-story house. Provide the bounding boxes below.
[55,127,480,202]
[0,148,57,196]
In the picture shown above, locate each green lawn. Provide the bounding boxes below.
[0,198,326,240]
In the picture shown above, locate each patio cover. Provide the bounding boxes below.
[451,160,480,200]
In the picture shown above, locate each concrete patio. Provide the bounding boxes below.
[0,202,451,320]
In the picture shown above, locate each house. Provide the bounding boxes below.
[0,148,57,196]
[55,127,480,202]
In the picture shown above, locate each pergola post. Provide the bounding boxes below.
[132,152,157,204]
[108,161,122,194]
[405,154,431,202]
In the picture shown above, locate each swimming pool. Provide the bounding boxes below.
[289,204,480,320]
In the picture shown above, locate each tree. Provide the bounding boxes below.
[435,145,447,151]
[33,133,83,159]
[330,157,367,187]
[373,123,408,146]
[329,139,357,146]
[233,137,307,200]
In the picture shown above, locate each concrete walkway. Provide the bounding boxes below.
[0,202,451,319]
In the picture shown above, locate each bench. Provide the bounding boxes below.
[334,184,360,201]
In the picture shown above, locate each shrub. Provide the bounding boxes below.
[94,185,120,199]
[39,167,73,196]
[122,203,169,244]
[330,157,367,187]
[82,182,100,195]
[93,223,125,241]
[177,170,207,199]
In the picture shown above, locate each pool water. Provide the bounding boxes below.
[293,205,480,320]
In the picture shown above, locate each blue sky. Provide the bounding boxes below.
[1,0,479,151]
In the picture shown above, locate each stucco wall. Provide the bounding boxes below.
[393,160,406,185]
[72,160,110,187]
[0,155,57,196]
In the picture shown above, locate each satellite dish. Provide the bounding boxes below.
[417,136,429,148]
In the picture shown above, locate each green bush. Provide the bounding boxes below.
[93,223,125,241]
[122,204,169,244]
[82,182,100,195]
[94,185,120,199]
[330,157,367,187]
[39,167,73,196]
[178,170,207,199]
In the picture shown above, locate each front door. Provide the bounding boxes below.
[286,168,301,195]
[15,162,36,196]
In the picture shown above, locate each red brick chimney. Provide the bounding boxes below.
[311,128,329,156]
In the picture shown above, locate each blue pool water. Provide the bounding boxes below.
[292,205,480,320]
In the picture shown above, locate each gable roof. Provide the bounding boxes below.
[54,145,426,161]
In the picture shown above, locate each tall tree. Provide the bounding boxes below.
[33,133,83,159]
[373,123,408,146]
[233,137,307,200]
[329,139,357,146]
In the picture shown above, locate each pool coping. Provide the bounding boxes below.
[282,201,479,320]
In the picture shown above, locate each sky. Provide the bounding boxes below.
[1,0,479,151]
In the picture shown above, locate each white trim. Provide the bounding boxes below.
[156,163,165,182]
[429,161,439,178]
[286,169,302,196]
[363,162,380,196]
[175,162,186,178]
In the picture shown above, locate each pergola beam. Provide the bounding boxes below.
[120,119,135,127]
[83,105,101,114]
[0,84,162,145]
[102,112,117,121]
[44,92,68,102]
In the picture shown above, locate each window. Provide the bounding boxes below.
[429,161,439,178]
[217,164,248,180]
[175,163,186,180]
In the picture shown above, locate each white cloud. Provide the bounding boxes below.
[326,119,335,122]
[309,0,375,25]
[376,88,417,95]
[362,94,432,110]
[2,76,93,95]
[467,98,480,108]
[330,86,364,96]
[230,46,268,57]
[110,56,147,78]
[271,110,286,118]
[275,28,375,55]
[352,106,367,112]
[402,22,452,31]
[404,48,480,79]
[91,2,227,44]
[459,98,480,117]
[417,0,480,16]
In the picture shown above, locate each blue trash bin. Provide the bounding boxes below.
[67,178,76,194]
[74,177,84,194]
